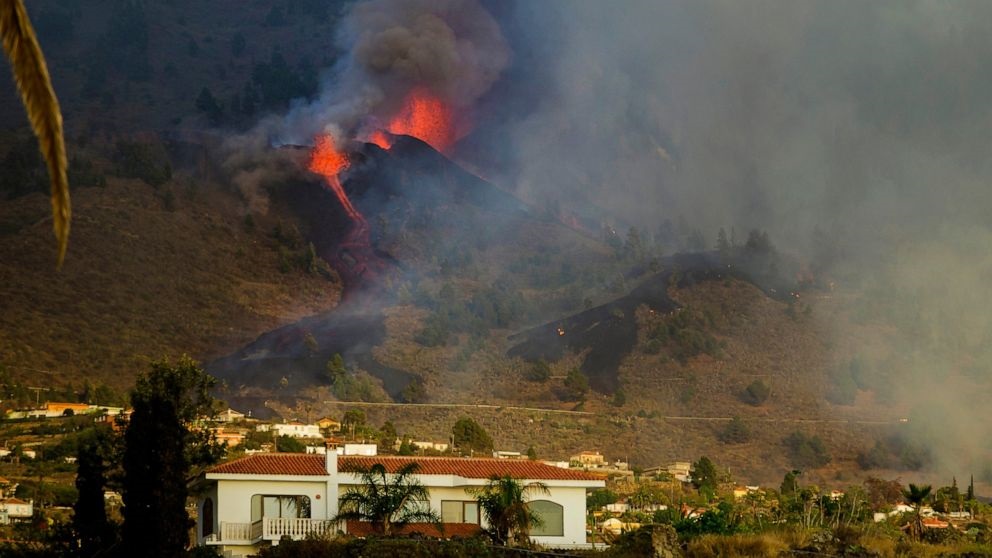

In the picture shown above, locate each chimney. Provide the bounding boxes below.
[325,442,337,475]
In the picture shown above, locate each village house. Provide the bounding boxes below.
[213,429,247,447]
[316,417,341,431]
[194,453,605,557]
[5,402,125,419]
[0,498,33,524]
[215,408,247,423]
[570,451,606,467]
[258,422,321,439]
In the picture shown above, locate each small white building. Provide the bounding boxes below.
[339,443,377,456]
[0,498,33,524]
[194,454,605,557]
[270,422,321,439]
[216,408,247,423]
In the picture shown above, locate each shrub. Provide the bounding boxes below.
[114,141,171,187]
[526,360,551,382]
[743,379,770,405]
[719,417,751,444]
[783,431,831,468]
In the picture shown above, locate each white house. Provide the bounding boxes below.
[267,422,321,438]
[194,453,604,557]
[0,498,33,524]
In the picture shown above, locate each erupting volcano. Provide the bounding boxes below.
[307,134,385,291]
[370,88,457,153]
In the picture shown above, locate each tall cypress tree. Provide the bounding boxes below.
[73,425,117,556]
[121,357,222,557]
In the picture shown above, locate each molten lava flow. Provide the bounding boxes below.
[367,130,391,150]
[385,88,455,153]
[309,135,362,222]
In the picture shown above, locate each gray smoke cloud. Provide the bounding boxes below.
[485,0,992,480]
[277,0,510,145]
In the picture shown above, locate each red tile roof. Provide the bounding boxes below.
[340,456,604,481]
[208,454,329,476]
[208,454,603,481]
[346,521,483,538]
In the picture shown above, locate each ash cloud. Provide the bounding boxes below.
[480,0,992,480]
[280,0,510,143]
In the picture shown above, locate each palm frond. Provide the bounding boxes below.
[0,0,70,267]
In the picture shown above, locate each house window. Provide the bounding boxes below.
[440,501,480,524]
[528,500,563,537]
[202,498,214,538]
[250,495,312,521]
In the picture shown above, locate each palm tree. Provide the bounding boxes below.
[334,462,440,536]
[1,0,70,266]
[471,475,549,546]
[902,483,932,541]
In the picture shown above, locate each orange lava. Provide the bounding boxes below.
[386,88,455,153]
[309,134,362,222]
[369,130,393,150]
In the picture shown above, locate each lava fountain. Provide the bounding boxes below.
[371,88,458,153]
[308,134,385,291]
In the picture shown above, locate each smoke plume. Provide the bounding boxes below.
[476,0,992,480]
[279,0,510,145]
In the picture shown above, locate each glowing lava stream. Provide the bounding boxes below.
[371,88,456,153]
[309,135,364,223]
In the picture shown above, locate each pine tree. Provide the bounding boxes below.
[121,357,223,558]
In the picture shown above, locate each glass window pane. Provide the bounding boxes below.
[251,495,262,522]
[529,500,563,536]
[465,502,479,524]
[441,501,462,523]
[263,496,280,518]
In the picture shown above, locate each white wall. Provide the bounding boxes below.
[337,475,595,546]
[214,478,332,525]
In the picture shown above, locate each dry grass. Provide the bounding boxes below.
[0,178,341,390]
[686,533,789,558]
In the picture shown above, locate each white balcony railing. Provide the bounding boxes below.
[263,517,339,540]
[208,518,336,545]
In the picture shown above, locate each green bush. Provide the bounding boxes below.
[743,379,770,405]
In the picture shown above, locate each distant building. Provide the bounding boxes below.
[270,423,321,439]
[339,444,377,456]
[570,451,606,467]
[213,429,247,447]
[0,498,33,524]
[6,402,124,419]
[316,417,341,431]
[215,408,246,423]
[493,450,524,459]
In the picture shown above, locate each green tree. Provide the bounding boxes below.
[276,435,306,453]
[334,462,440,535]
[562,368,589,402]
[716,227,730,253]
[780,470,800,497]
[342,409,366,428]
[73,425,118,556]
[692,456,719,494]
[379,421,398,452]
[744,379,770,405]
[903,483,932,541]
[195,87,223,125]
[120,357,224,558]
[526,360,551,382]
[471,475,550,546]
[452,417,493,455]
[325,353,346,384]
[719,416,751,444]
